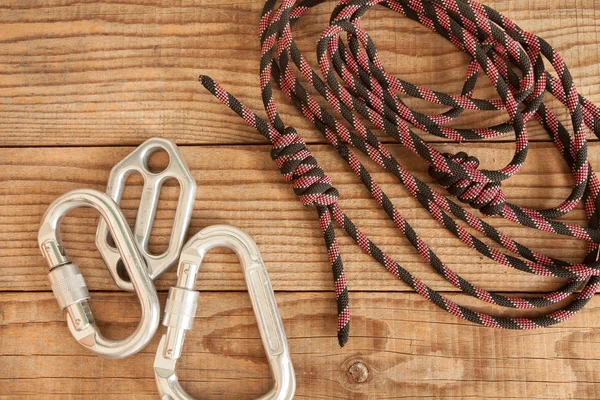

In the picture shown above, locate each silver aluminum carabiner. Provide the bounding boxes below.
[154,225,296,400]
[96,138,197,292]
[38,189,161,359]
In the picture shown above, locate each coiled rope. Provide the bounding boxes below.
[200,0,600,347]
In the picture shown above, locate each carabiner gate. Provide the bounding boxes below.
[96,137,197,292]
[154,225,296,400]
[39,189,160,359]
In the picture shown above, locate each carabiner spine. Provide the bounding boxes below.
[246,265,284,356]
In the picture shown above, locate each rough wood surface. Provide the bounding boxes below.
[0,142,592,293]
[0,0,599,146]
[2,0,600,398]
[2,292,600,399]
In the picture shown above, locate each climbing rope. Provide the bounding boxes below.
[200,0,600,347]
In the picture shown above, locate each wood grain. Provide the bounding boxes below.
[1,291,599,399]
[2,1,600,399]
[0,0,599,146]
[1,142,593,293]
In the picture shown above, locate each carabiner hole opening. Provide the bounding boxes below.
[116,259,132,283]
[170,291,273,398]
[88,289,142,340]
[148,177,181,257]
[106,232,116,249]
[144,147,171,174]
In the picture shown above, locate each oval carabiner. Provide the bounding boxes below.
[96,137,197,292]
[38,189,161,359]
[153,225,296,400]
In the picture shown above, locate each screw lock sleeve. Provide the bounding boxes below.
[48,263,90,310]
[163,287,199,331]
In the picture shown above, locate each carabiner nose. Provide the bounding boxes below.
[154,225,296,400]
[38,188,160,359]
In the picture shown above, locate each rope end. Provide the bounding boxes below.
[198,74,213,88]
[338,324,349,347]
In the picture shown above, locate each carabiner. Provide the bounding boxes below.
[38,189,161,359]
[154,225,296,400]
[96,137,197,292]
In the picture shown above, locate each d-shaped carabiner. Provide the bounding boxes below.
[154,225,296,400]
[38,189,160,359]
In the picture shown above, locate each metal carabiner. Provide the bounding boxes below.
[96,137,197,292]
[154,225,296,400]
[38,189,160,359]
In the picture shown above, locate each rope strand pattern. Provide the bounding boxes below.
[200,0,600,347]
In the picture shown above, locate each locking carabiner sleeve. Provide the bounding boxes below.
[39,189,161,359]
[154,225,296,400]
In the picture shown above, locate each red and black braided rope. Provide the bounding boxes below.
[200,0,600,347]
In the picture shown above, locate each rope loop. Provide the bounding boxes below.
[270,127,339,207]
[200,0,600,347]
[429,152,506,216]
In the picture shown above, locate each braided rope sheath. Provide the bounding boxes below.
[200,0,600,347]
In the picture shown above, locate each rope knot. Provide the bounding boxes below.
[270,127,339,207]
[428,152,506,216]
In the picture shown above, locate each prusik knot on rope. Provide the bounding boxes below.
[428,152,506,216]
[270,127,339,207]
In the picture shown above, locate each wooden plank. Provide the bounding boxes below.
[1,291,599,399]
[1,142,593,293]
[0,0,599,146]
[2,2,600,399]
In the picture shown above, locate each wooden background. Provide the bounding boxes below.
[1,0,600,398]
